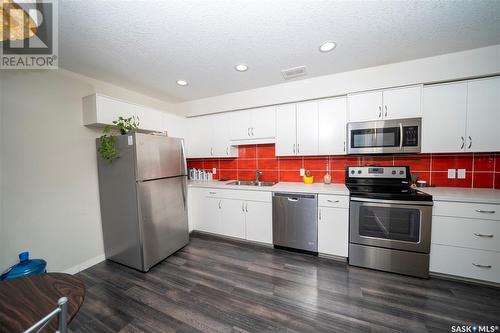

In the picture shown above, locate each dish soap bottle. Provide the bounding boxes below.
[323,172,332,184]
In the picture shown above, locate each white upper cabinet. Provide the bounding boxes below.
[82,94,165,133]
[186,114,237,158]
[251,106,276,139]
[347,86,422,122]
[382,86,422,120]
[422,77,500,153]
[211,114,236,157]
[276,97,347,156]
[422,82,467,153]
[296,101,319,156]
[348,90,383,122]
[318,97,347,155]
[229,106,276,142]
[186,116,213,158]
[466,77,500,152]
[229,110,252,140]
[276,104,297,156]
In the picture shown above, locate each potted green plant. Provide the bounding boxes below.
[98,116,139,163]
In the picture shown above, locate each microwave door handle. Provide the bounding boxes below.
[399,123,403,150]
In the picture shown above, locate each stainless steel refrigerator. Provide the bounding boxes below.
[96,132,189,272]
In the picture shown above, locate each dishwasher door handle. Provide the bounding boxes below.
[287,197,299,202]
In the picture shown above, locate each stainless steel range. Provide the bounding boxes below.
[346,166,433,278]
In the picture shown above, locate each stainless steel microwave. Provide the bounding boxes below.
[347,118,421,154]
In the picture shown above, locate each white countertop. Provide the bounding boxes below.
[419,187,500,204]
[189,181,500,203]
[188,180,349,196]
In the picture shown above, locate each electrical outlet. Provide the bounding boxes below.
[447,169,456,179]
[457,169,466,179]
[212,168,217,175]
[300,168,305,176]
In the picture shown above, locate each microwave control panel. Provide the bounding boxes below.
[403,126,419,146]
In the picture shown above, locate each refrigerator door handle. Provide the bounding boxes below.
[181,177,187,210]
[180,139,188,175]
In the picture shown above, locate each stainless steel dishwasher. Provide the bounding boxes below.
[272,192,318,253]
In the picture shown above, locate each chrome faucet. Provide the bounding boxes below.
[255,170,262,183]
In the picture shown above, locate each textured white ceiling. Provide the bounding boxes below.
[59,0,500,102]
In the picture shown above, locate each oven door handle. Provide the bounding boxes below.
[350,197,433,206]
[399,123,403,150]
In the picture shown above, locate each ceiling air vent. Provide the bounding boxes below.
[281,66,307,80]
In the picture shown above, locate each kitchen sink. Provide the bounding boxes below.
[226,180,276,187]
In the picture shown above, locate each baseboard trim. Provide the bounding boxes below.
[63,254,106,275]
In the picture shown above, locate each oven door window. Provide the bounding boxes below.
[351,127,401,148]
[358,205,420,242]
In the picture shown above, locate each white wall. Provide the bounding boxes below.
[0,69,185,273]
[0,72,4,265]
[178,44,500,116]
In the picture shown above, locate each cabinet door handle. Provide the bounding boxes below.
[293,144,296,154]
[297,143,300,154]
[226,147,229,155]
[218,200,222,209]
[378,106,382,118]
[247,128,251,137]
[460,136,465,150]
[245,203,248,212]
[319,208,322,220]
[384,105,387,118]
[473,233,494,238]
[343,141,346,152]
[468,136,472,149]
[327,199,340,203]
[209,191,217,195]
[251,127,254,136]
[475,209,496,214]
[242,203,245,212]
[472,263,492,269]
[210,147,213,156]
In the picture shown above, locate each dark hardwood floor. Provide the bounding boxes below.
[70,233,500,333]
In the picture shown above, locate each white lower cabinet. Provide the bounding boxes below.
[430,200,500,284]
[317,195,349,257]
[430,245,500,283]
[245,201,272,244]
[189,187,273,244]
[196,197,222,234]
[221,199,246,239]
[190,188,349,253]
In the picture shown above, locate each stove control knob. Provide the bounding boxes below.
[399,170,404,175]
[392,170,396,175]
[350,170,355,174]
[357,170,362,174]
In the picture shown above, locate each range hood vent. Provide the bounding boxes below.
[281,66,307,80]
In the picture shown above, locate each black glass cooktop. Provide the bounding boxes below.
[347,185,433,201]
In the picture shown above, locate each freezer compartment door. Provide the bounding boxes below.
[272,193,318,252]
[134,133,186,181]
[138,176,189,271]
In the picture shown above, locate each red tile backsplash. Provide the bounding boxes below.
[431,154,473,171]
[187,144,500,188]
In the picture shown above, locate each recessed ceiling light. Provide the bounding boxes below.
[319,41,336,53]
[176,80,188,86]
[235,64,248,72]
